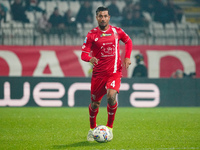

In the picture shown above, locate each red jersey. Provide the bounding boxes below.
[82,25,131,77]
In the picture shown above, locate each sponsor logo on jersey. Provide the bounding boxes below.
[100,33,112,37]
[103,42,112,45]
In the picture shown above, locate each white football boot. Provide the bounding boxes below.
[87,129,94,141]
[107,127,113,141]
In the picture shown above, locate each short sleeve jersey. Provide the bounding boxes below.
[82,25,130,77]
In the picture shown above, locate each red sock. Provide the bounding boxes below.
[106,102,118,128]
[89,103,99,129]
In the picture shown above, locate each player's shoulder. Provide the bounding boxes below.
[110,25,124,33]
[110,25,122,30]
[88,27,99,34]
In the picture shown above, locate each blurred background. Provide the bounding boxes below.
[0,0,199,45]
[0,0,199,107]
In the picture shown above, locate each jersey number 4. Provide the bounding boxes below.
[110,80,115,87]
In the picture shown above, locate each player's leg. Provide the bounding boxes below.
[87,76,107,141]
[106,76,121,128]
[105,76,121,141]
[89,100,101,129]
[106,89,118,128]
[89,76,106,129]
[87,100,101,142]
[106,88,118,141]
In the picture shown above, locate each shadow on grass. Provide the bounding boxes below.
[52,141,103,149]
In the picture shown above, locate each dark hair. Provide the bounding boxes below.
[96,6,109,16]
[135,54,144,63]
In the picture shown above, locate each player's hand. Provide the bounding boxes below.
[90,57,99,65]
[123,58,131,69]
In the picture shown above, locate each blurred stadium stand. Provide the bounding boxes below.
[0,0,199,45]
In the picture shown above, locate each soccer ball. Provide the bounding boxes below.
[93,125,110,143]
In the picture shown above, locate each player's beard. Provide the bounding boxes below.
[99,25,106,30]
[99,21,108,30]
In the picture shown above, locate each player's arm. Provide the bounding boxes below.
[123,38,132,69]
[81,52,98,65]
[118,28,133,69]
[81,34,98,65]
[81,52,92,62]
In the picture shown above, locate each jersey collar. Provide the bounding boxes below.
[98,25,111,33]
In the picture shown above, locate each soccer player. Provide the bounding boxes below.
[81,6,133,141]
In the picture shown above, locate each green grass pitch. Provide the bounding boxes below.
[0,107,200,150]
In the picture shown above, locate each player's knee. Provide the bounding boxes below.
[107,93,116,106]
[91,101,101,109]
